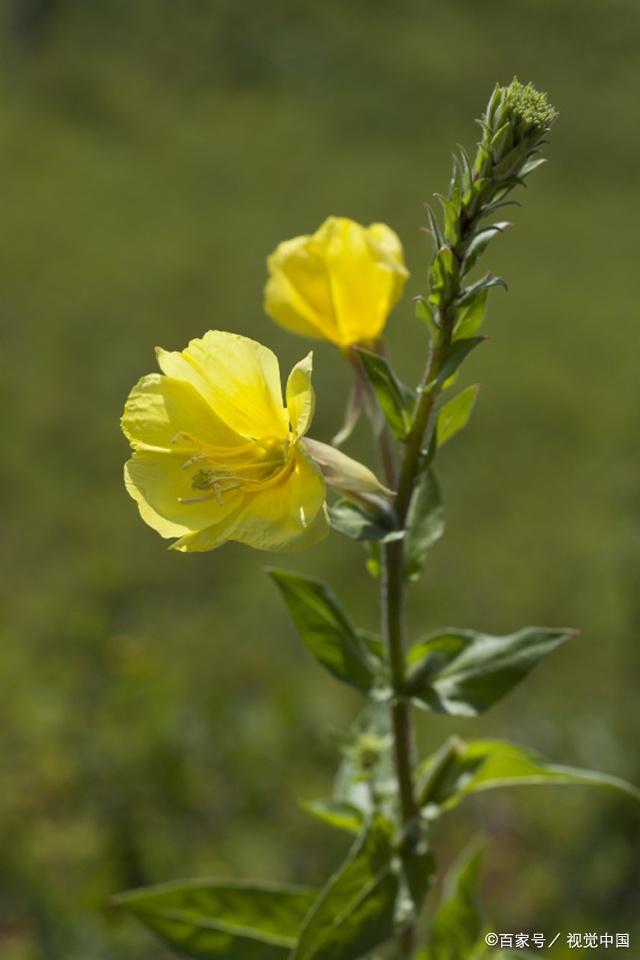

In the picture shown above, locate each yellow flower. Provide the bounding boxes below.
[264,216,409,349]
[121,331,329,553]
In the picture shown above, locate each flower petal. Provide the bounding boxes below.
[124,450,243,539]
[121,373,243,452]
[322,218,409,345]
[265,233,342,343]
[286,351,315,438]
[156,331,289,440]
[173,447,327,553]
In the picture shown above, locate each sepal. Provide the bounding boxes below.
[303,438,391,499]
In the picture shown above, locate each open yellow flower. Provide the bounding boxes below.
[264,216,409,349]
[121,331,329,553]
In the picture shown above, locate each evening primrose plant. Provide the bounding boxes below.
[116,80,639,960]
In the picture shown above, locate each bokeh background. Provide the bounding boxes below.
[1,1,639,957]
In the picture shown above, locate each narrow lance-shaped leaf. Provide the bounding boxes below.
[414,296,438,333]
[436,385,480,447]
[462,221,511,276]
[267,570,378,694]
[293,816,399,960]
[403,469,445,582]
[418,737,640,817]
[428,245,458,308]
[405,626,577,716]
[111,880,317,960]
[453,288,488,340]
[301,799,365,835]
[428,337,486,390]
[357,348,415,441]
[394,843,436,931]
[425,846,484,960]
[456,273,508,308]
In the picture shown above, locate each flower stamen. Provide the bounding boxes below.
[177,436,292,507]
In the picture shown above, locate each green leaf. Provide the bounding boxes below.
[490,119,513,157]
[301,799,365,834]
[429,245,458,307]
[493,139,530,179]
[454,289,488,340]
[112,880,317,960]
[328,498,403,544]
[293,816,399,960]
[357,348,415,441]
[462,221,510,275]
[268,570,377,694]
[429,337,486,390]
[415,296,438,332]
[405,626,577,716]
[436,385,480,447]
[395,844,437,929]
[456,145,473,193]
[427,846,484,960]
[403,469,444,582]
[521,156,548,178]
[418,737,640,816]
[435,193,461,247]
[425,205,443,252]
[456,274,507,308]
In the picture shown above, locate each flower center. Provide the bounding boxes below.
[173,434,291,505]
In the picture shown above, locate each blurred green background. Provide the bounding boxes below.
[1,1,639,957]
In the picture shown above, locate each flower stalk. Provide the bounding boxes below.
[379,77,558,954]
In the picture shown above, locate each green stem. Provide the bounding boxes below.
[380,321,454,957]
[376,80,556,956]
[382,537,416,822]
[380,325,451,811]
[395,323,452,523]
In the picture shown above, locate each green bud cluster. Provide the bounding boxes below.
[424,78,557,333]
[471,77,557,199]
[502,78,558,137]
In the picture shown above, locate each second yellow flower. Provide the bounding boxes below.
[264,216,409,349]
